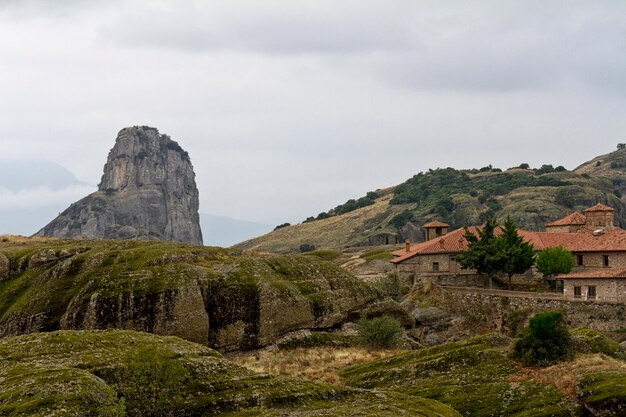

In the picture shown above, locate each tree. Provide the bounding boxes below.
[357,315,403,349]
[499,217,535,290]
[457,218,503,279]
[512,310,572,366]
[617,143,626,150]
[457,217,534,289]
[536,246,574,277]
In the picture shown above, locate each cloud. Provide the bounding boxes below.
[0,185,95,210]
[97,1,414,55]
[91,1,626,94]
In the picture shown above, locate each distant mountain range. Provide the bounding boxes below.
[235,147,626,253]
[200,214,272,247]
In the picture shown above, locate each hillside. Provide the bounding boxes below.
[0,236,380,351]
[236,157,626,253]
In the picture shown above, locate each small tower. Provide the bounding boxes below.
[584,203,615,229]
[423,221,450,241]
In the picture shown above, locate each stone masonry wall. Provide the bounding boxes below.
[438,287,626,333]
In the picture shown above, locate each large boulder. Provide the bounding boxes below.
[36,126,203,245]
[0,239,380,351]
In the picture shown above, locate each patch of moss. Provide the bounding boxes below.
[571,328,626,360]
[360,248,394,262]
[577,371,626,416]
[277,332,355,350]
[304,249,342,261]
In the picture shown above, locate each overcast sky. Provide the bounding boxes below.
[1,0,626,224]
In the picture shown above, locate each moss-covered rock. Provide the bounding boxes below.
[340,333,578,417]
[0,239,380,351]
[571,328,626,360]
[0,330,461,416]
[577,371,626,417]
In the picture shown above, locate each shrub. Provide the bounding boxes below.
[299,243,316,253]
[512,310,573,366]
[357,315,403,349]
[274,223,291,231]
[389,210,414,229]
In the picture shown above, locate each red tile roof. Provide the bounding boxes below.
[584,203,615,213]
[423,221,450,228]
[557,268,626,279]
[391,226,626,264]
[545,212,587,227]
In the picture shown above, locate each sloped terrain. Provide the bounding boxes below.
[0,237,380,351]
[237,163,625,253]
[0,330,460,417]
[340,330,626,417]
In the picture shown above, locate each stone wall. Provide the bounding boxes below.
[438,287,626,333]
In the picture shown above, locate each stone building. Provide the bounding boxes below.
[391,203,626,297]
[559,269,626,302]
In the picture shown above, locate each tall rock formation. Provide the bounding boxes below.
[37,126,203,245]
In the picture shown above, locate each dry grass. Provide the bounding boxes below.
[231,346,404,384]
[0,235,55,245]
[509,354,626,399]
[234,196,411,253]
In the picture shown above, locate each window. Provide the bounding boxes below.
[432,262,439,272]
[574,286,581,298]
[577,255,584,266]
[587,286,596,300]
[603,255,609,267]
[435,227,442,236]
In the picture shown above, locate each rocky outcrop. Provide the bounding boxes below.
[0,239,381,351]
[36,126,203,245]
[0,330,460,416]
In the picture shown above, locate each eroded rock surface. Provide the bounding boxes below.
[0,239,380,351]
[36,126,203,245]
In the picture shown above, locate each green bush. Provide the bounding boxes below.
[512,311,573,366]
[389,210,415,229]
[274,222,291,230]
[299,243,316,253]
[357,315,403,349]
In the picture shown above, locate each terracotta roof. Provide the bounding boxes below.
[557,268,626,279]
[391,226,626,264]
[423,221,450,228]
[391,227,476,263]
[545,212,587,227]
[584,203,615,213]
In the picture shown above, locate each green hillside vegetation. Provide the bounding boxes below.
[237,157,626,252]
[0,330,461,416]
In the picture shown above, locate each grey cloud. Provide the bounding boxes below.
[97,1,415,54]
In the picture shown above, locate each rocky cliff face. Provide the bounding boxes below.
[0,238,380,351]
[36,126,203,245]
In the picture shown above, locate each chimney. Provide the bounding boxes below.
[405,240,411,253]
